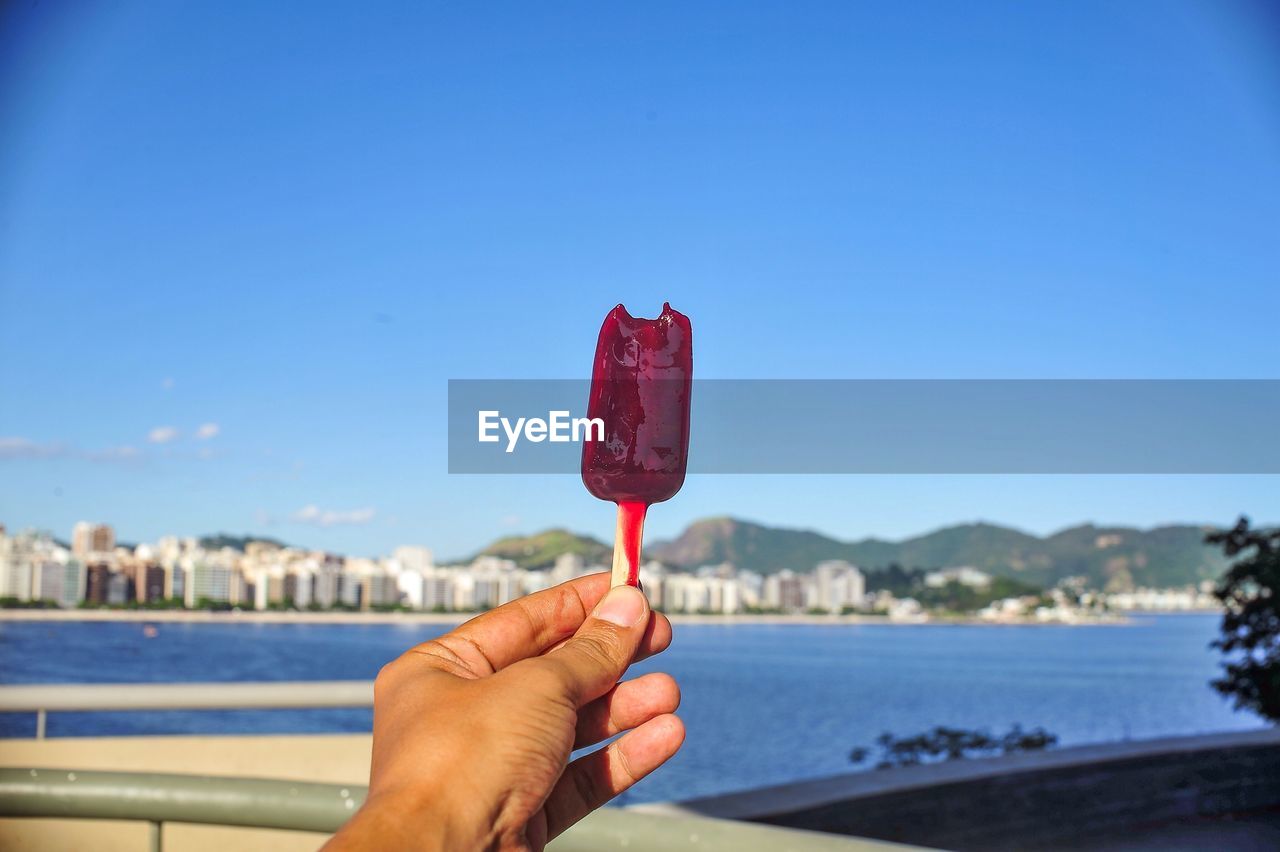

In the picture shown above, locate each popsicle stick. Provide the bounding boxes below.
[611,501,648,588]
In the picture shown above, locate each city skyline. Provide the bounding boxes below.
[0,519,1218,619]
[0,507,1266,566]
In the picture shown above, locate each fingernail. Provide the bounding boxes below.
[595,585,647,627]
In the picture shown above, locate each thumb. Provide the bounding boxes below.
[537,585,651,708]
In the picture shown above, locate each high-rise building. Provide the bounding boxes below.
[814,560,866,613]
[396,570,424,609]
[36,559,85,608]
[72,522,115,556]
[364,574,401,609]
[338,570,362,608]
[550,553,586,586]
[451,573,477,611]
[106,572,131,606]
[521,570,551,596]
[392,546,433,574]
[1,558,33,602]
[312,560,342,609]
[283,572,300,606]
[139,564,166,603]
[186,563,233,607]
[170,563,186,602]
[638,563,666,610]
[764,569,808,612]
[85,563,113,604]
[422,571,454,611]
[290,569,316,609]
[0,531,61,602]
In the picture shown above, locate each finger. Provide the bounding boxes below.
[638,610,673,662]
[574,672,680,749]
[545,714,685,841]
[546,609,672,664]
[533,584,651,707]
[406,572,612,677]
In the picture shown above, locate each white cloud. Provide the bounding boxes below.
[0,437,140,464]
[148,426,180,444]
[195,423,220,440]
[0,437,66,459]
[292,505,377,527]
[85,445,141,462]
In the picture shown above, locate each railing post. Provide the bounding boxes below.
[35,710,46,740]
[149,820,162,852]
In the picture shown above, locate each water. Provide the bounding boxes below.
[0,614,1260,804]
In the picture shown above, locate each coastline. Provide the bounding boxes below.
[0,608,1138,627]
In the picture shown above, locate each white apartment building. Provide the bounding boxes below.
[71,522,115,557]
[422,570,455,611]
[814,560,867,613]
[550,553,588,586]
[924,566,992,589]
[763,570,808,612]
[393,546,434,574]
[1,557,33,601]
[184,562,241,607]
[36,560,86,607]
[396,570,425,609]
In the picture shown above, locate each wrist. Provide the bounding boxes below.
[363,781,497,851]
[330,786,461,851]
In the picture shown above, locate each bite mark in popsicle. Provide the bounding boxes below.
[582,303,693,588]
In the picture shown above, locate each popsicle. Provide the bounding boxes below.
[582,303,693,588]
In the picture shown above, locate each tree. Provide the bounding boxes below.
[850,724,1057,769]
[1207,517,1280,722]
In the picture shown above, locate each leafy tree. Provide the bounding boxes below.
[850,725,1057,769]
[1207,517,1280,721]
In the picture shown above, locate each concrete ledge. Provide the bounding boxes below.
[635,730,1280,851]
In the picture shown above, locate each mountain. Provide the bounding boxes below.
[645,517,1230,591]
[646,516,872,574]
[198,533,289,552]
[471,528,612,570]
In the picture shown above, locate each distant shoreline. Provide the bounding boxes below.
[0,609,1141,627]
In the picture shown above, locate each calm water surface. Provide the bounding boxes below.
[0,614,1259,803]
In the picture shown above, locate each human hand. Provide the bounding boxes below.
[324,573,684,851]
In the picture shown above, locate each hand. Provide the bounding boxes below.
[324,573,684,851]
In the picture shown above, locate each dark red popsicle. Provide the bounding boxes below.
[582,303,693,587]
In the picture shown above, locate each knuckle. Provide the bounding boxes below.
[373,659,402,696]
[613,741,641,784]
[407,639,475,678]
[572,630,626,672]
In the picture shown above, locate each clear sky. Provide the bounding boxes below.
[2,1,1278,558]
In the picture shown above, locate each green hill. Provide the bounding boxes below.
[471,528,612,570]
[645,517,1231,591]
[454,516,1236,591]
[198,533,289,552]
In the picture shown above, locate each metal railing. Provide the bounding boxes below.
[0,768,363,850]
[0,683,926,849]
[0,681,373,739]
[0,767,914,852]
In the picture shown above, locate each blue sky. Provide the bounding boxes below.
[2,1,1278,558]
